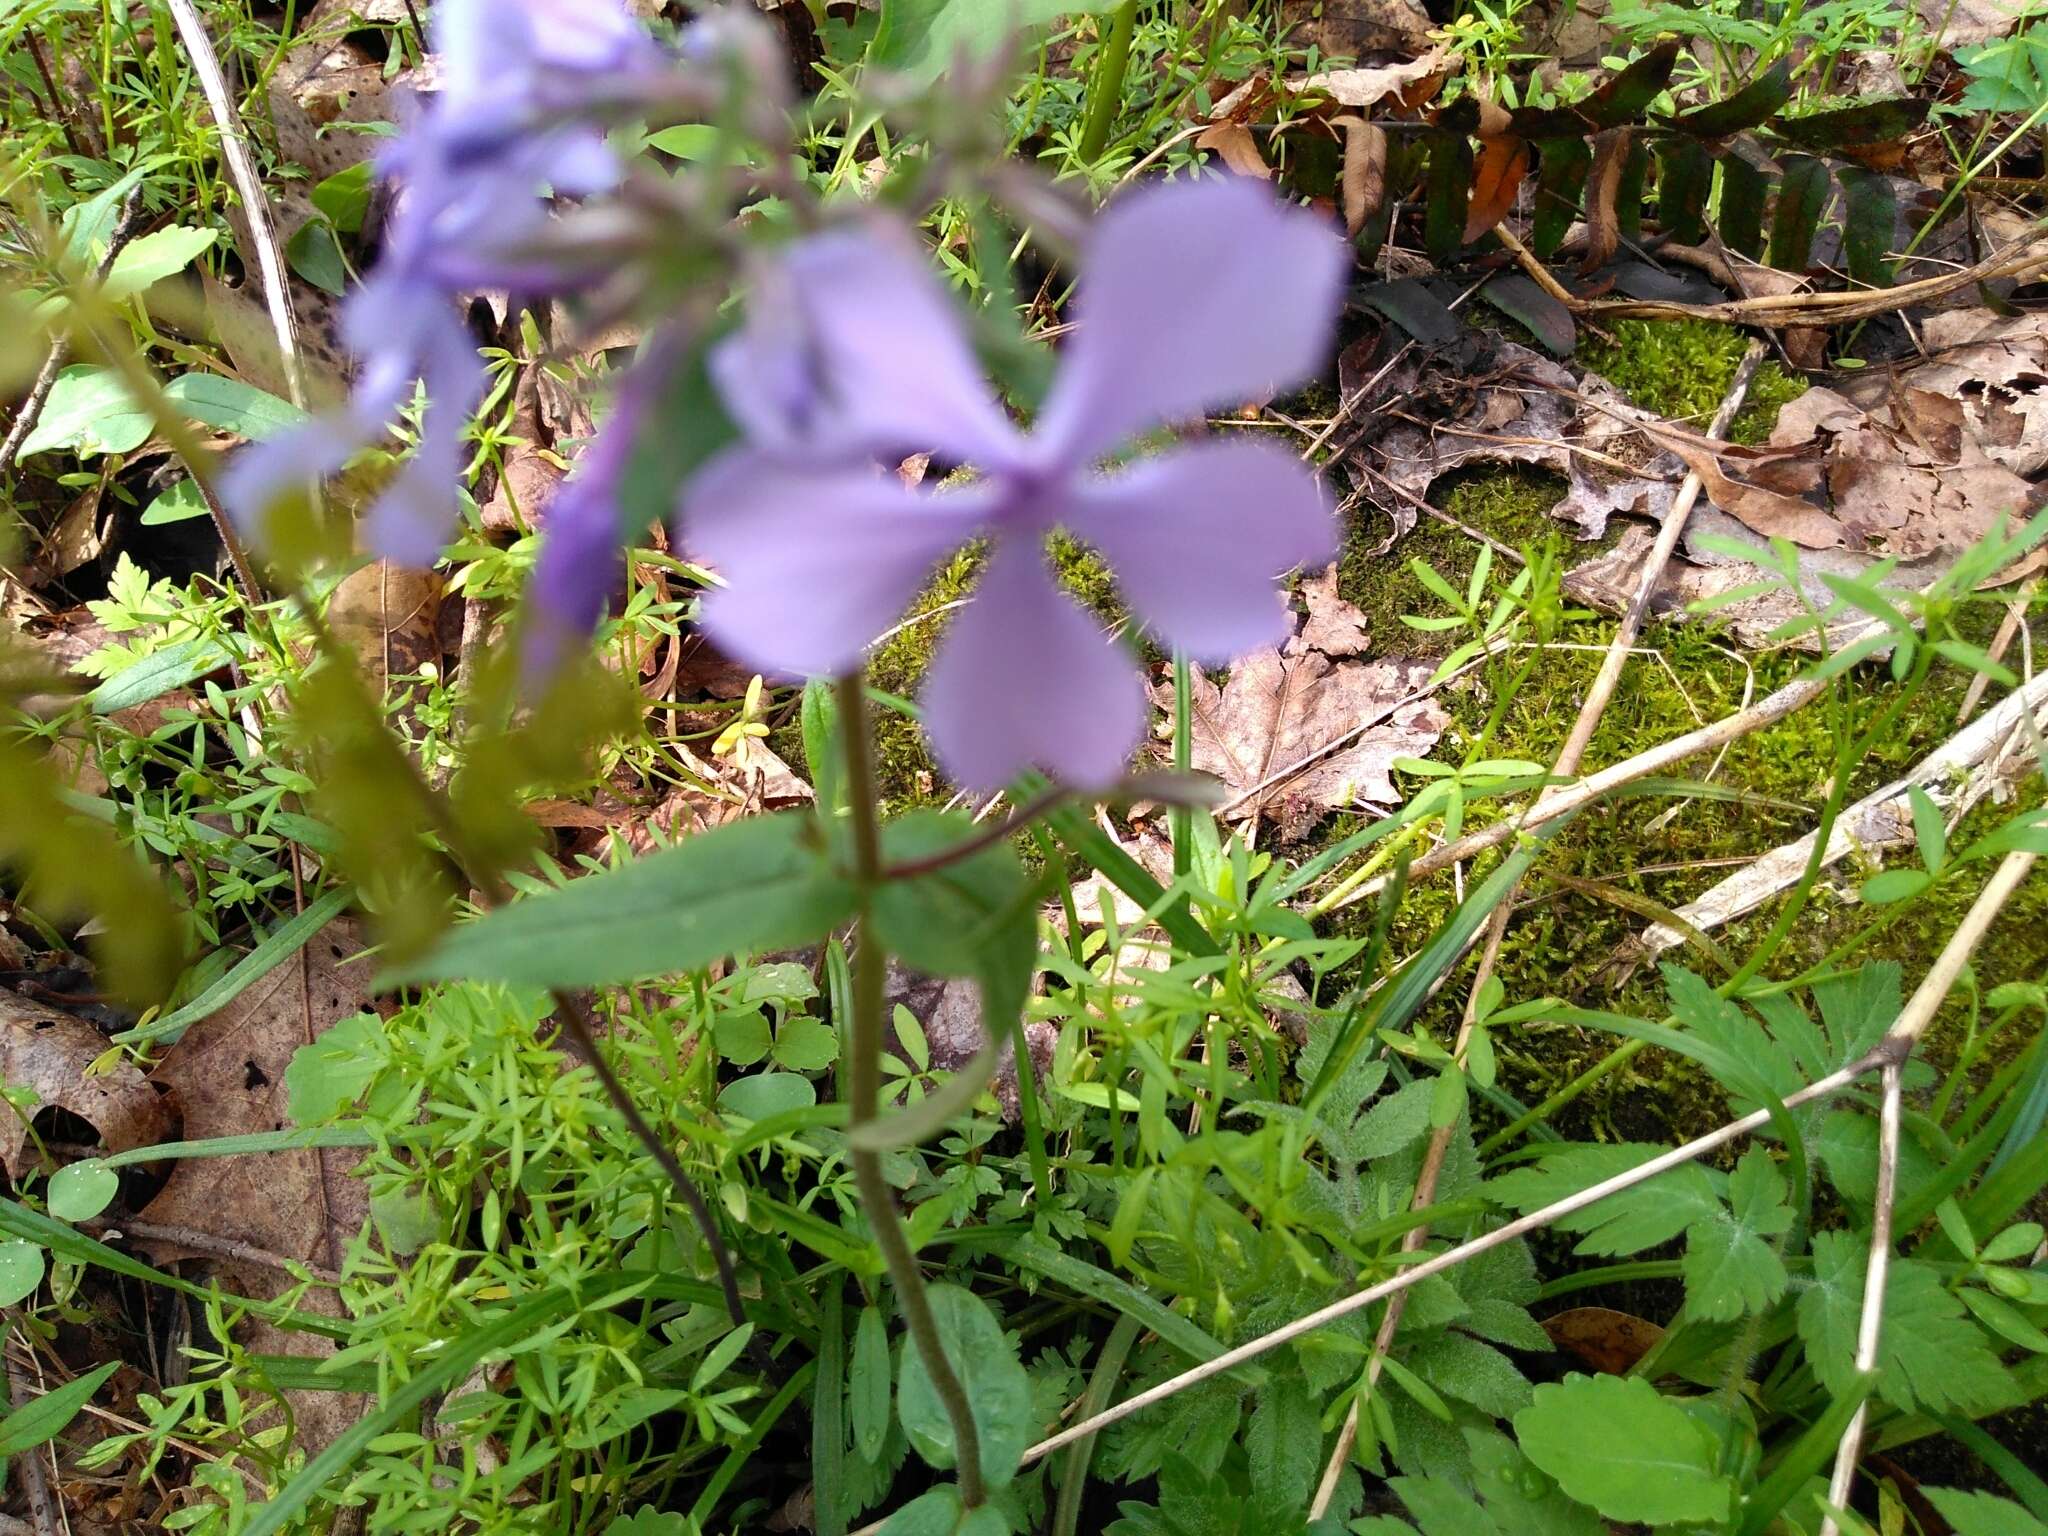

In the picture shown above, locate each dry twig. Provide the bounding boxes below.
[1308,341,1766,1515]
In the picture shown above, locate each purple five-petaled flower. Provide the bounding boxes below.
[222,0,664,568]
[683,176,1347,792]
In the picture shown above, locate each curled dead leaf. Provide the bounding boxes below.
[0,991,174,1179]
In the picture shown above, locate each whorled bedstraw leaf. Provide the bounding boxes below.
[1514,1373,1734,1526]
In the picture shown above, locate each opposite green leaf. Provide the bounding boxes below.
[896,1284,1032,1489]
[392,813,859,989]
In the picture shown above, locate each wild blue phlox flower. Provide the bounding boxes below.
[683,175,1346,791]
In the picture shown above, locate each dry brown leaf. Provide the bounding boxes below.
[1279,0,1434,59]
[625,741,813,851]
[1164,649,1448,842]
[1290,47,1446,109]
[1543,1306,1665,1374]
[0,991,173,1179]
[1335,117,1389,237]
[1920,0,2027,44]
[1288,563,1370,658]
[480,366,567,534]
[269,38,406,179]
[1580,126,1632,276]
[1463,134,1532,245]
[137,917,380,1454]
[1194,122,1272,180]
[1370,339,1687,542]
[329,562,443,699]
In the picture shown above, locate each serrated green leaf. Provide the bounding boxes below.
[1924,1488,2048,1536]
[1798,1231,2012,1415]
[1514,1373,1733,1525]
[1838,165,1898,289]
[1664,59,1794,136]
[851,1304,892,1462]
[1683,1146,1791,1321]
[1531,136,1592,258]
[1488,1144,1719,1255]
[1425,135,1473,265]
[1247,1377,1322,1504]
[1657,138,1712,244]
[1718,151,1770,258]
[1464,1427,1603,1535]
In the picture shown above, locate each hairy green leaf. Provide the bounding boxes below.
[1514,1373,1733,1525]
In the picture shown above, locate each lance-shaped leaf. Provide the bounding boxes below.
[1532,135,1591,258]
[1658,138,1713,244]
[1579,127,1633,273]
[1615,137,1650,246]
[1768,153,1831,272]
[389,813,859,988]
[1717,151,1770,258]
[1577,40,1680,129]
[1663,59,1794,137]
[1771,95,1931,150]
[1426,133,1474,264]
[1839,165,1899,288]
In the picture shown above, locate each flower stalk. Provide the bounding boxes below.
[1077,0,1138,164]
[835,672,987,1509]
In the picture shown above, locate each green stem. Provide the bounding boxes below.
[1171,651,1192,879]
[834,672,987,1509]
[1077,0,1138,165]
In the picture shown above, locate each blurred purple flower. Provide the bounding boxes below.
[222,0,665,568]
[522,344,672,678]
[683,176,1346,791]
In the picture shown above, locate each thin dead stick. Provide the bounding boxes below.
[1956,578,2036,727]
[1307,340,1767,1516]
[1637,671,2048,959]
[162,0,306,412]
[3,1316,60,1536]
[84,1216,344,1286]
[1329,667,1831,910]
[1496,221,2048,328]
[1021,1049,1888,1469]
[1817,846,2038,1534]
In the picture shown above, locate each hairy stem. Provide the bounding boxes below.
[835,672,986,1508]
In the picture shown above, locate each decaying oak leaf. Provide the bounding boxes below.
[1543,1306,1665,1375]
[1195,122,1272,180]
[1368,339,1688,541]
[1279,0,1433,60]
[1289,563,1371,658]
[137,917,381,1455]
[329,562,443,700]
[624,741,813,851]
[1842,310,2048,478]
[268,37,406,179]
[0,991,173,1179]
[1289,47,1447,109]
[1163,648,1448,842]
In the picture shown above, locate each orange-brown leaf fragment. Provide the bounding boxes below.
[1463,133,1531,244]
